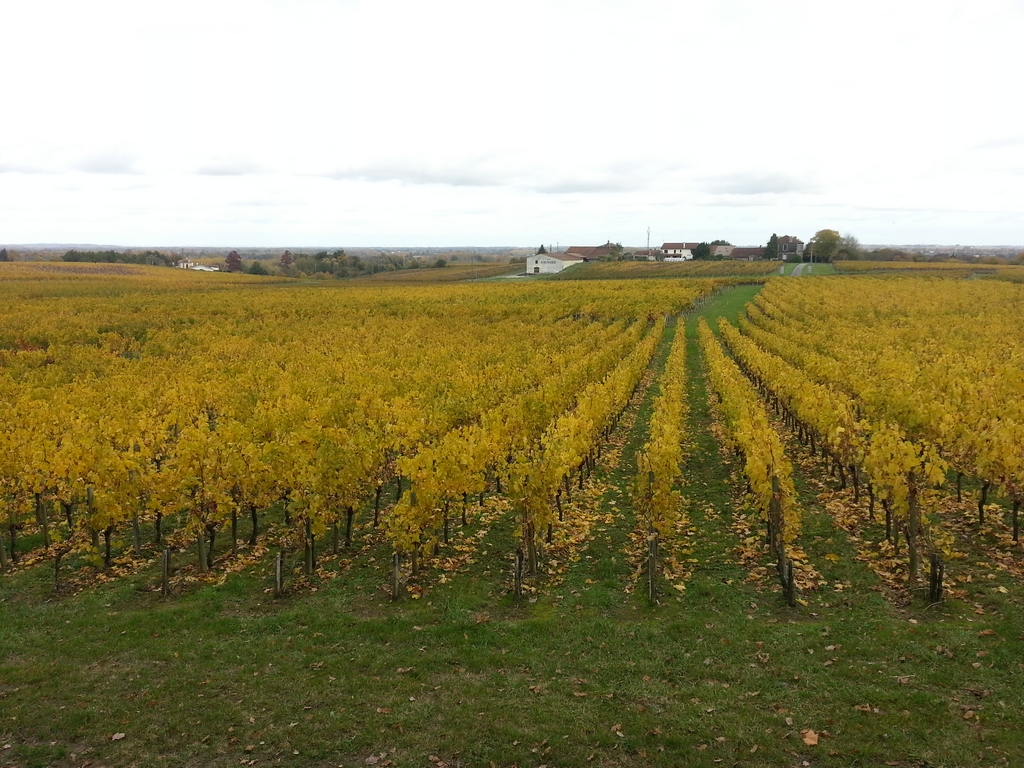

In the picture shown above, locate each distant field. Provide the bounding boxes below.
[548,260,777,280]
[356,263,519,282]
[835,260,1024,280]
[0,261,293,298]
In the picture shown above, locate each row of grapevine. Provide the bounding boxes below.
[632,321,688,598]
[745,278,1024,537]
[0,268,717,582]
[697,318,799,600]
[719,317,946,577]
[0,316,628,574]
[507,318,667,578]
[384,318,647,560]
[634,322,687,536]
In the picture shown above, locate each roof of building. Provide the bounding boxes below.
[565,244,614,259]
[661,242,700,250]
[778,235,804,244]
[730,247,766,259]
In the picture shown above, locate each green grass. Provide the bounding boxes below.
[804,263,837,276]
[779,262,838,276]
[2,286,1022,767]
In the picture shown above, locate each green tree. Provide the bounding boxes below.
[809,229,842,263]
[537,244,547,255]
[837,234,862,260]
[764,234,779,261]
[710,239,732,246]
[433,258,447,268]
[225,250,243,272]
[247,260,268,276]
[692,242,712,260]
[0,248,8,262]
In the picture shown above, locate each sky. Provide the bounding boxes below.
[2,0,1024,248]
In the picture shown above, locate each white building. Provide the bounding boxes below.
[661,242,698,260]
[175,259,219,271]
[526,254,584,274]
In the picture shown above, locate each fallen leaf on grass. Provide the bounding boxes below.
[111,733,126,741]
[801,729,819,746]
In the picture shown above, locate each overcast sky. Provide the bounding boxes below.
[3,0,1023,248]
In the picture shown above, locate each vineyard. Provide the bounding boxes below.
[834,260,1024,282]
[2,267,1023,767]
[547,260,778,280]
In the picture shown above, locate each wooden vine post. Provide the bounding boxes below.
[647,528,659,603]
[36,493,50,550]
[132,512,142,557]
[768,477,795,607]
[907,471,920,580]
[161,548,171,597]
[514,547,524,599]
[391,552,402,601]
[87,486,99,552]
[928,552,944,603]
[197,529,208,573]
[274,550,284,597]
[769,476,784,564]
[785,558,796,608]
[304,520,315,576]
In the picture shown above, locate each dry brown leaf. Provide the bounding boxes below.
[801,729,819,746]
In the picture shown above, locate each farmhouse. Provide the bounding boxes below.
[175,259,219,271]
[729,246,766,261]
[661,242,698,259]
[630,248,661,260]
[778,235,805,260]
[526,253,585,274]
[565,242,616,260]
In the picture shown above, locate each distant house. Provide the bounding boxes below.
[778,236,805,260]
[526,253,585,274]
[176,259,219,271]
[565,242,616,260]
[729,247,766,261]
[630,248,661,260]
[661,242,699,259]
[710,245,735,258]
